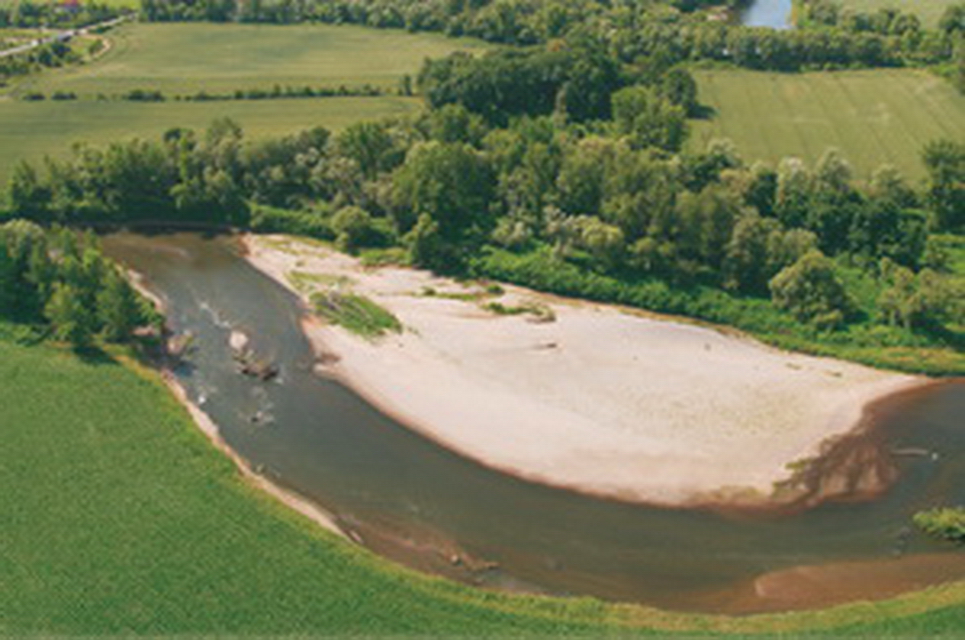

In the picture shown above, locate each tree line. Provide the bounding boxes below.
[137,0,965,73]
[4,99,963,344]
[0,221,159,347]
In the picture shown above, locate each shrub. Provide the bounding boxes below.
[914,508,965,544]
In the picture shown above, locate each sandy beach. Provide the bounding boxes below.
[243,234,923,507]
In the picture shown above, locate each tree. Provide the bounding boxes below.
[922,139,965,231]
[45,282,95,347]
[391,141,495,243]
[0,242,16,316]
[769,250,853,329]
[879,260,959,330]
[8,161,49,220]
[576,216,625,269]
[659,67,699,117]
[775,157,813,229]
[336,121,398,180]
[724,212,781,293]
[331,206,374,253]
[96,267,142,343]
[611,86,688,152]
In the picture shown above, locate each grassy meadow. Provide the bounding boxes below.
[838,0,958,28]
[10,22,489,98]
[0,21,486,183]
[691,68,965,180]
[0,96,421,183]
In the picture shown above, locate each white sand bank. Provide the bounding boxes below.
[244,235,923,506]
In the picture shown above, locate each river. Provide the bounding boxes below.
[103,232,965,614]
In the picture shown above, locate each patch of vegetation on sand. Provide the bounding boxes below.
[310,289,401,338]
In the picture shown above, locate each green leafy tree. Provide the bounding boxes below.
[922,139,965,231]
[331,206,374,253]
[611,86,688,152]
[96,267,142,343]
[391,141,495,245]
[769,250,853,329]
[45,282,95,347]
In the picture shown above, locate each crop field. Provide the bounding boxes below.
[0,96,421,183]
[12,22,489,98]
[691,68,965,180]
[839,0,957,28]
[0,21,486,183]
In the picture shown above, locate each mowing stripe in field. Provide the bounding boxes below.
[691,68,965,180]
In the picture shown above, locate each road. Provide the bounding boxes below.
[0,15,128,60]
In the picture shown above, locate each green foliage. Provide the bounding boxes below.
[769,250,854,329]
[331,206,377,252]
[1,220,153,346]
[922,138,965,231]
[310,290,401,338]
[612,86,688,153]
[914,507,965,544]
[878,259,961,329]
[44,281,96,347]
[249,204,334,240]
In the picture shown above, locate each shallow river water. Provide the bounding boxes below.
[103,232,965,614]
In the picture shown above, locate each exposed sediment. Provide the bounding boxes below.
[242,234,927,510]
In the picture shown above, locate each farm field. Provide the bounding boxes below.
[838,0,958,28]
[691,68,965,180]
[0,21,486,183]
[0,97,421,183]
[10,22,489,98]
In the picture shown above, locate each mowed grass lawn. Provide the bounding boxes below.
[839,0,958,28]
[13,22,489,97]
[691,68,965,180]
[0,96,421,183]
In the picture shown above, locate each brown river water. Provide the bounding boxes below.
[103,231,965,615]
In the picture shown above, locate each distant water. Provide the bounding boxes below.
[740,0,794,29]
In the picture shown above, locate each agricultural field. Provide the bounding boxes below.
[0,96,420,183]
[691,68,965,180]
[0,21,486,182]
[9,22,489,98]
[839,0,958,28]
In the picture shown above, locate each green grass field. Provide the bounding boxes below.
[839,0,957,28]
[7,329,965,635]
[0,96,421,183]
[0,21,486,184]
[12,22,488,98]
[691,68,965,180]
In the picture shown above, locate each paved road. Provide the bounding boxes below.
[0,15,128,60]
